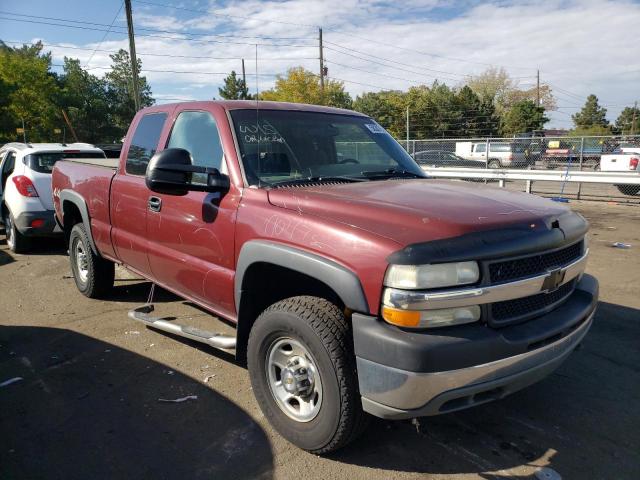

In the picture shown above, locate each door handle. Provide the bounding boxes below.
[148,196,162,212]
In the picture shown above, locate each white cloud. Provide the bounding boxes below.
[44,0,640,128]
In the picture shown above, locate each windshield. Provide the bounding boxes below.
[24,151,106,173]
[230,109,425,186]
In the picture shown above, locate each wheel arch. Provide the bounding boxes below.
[234,240,369,364]
[59,190,97,254]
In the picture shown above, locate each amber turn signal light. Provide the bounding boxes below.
[381,306,421,328]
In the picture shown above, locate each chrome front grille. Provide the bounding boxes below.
[488,241,583,284]
[484,241,585,327]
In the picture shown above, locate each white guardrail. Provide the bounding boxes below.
[421,167,640,192]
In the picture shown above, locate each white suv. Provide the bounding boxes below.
[0,143,106,253]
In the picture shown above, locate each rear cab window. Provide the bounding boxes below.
[126,113,168,176]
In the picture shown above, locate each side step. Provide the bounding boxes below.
[128,305,236,350]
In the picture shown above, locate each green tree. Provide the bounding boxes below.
[105,49,154,135]
[615,105,640,135]
[572,94,609,129]
[0,41,60,142]
[59,58,118,143]
[259,67,352,109]
[218,70,252,100]
[353,90,406,137]
[500,100,549,136]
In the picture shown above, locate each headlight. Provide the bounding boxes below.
[382,304,481,329]
[384,261,480,289]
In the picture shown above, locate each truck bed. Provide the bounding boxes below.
[62,157,119,169]
[52,159,119,259]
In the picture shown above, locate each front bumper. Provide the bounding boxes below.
[353,274,598,420]
[14,210,61,237]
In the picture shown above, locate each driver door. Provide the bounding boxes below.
[146,106,241,319]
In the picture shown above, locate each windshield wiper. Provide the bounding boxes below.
[360,168,425,179]
[269,175,367,188]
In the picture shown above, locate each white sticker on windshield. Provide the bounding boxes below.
[364,123,386,134]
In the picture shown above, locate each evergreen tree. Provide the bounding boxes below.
[500,100,549,136]
[218,70,252,100]
[572,94,609,129]
[105,49,154,135]
[615,105,640,135]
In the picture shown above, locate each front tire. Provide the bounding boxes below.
[69,223,114,298]
[4,210,30,253]
[247,296,368,454]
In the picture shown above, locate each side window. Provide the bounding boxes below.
[126,113,168,176]
[167,111,224,185]
[475,144,486,153]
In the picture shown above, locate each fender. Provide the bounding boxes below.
[235,240,369,314]
[59,189,97,254]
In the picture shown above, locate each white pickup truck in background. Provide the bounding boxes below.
[600,146,640,195]
[455,141,527,168]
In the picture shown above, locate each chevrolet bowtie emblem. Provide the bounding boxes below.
[542,267,566,292]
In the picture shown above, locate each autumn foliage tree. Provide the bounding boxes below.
[259,67,352,109]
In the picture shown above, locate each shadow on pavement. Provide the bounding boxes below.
[0,247,14,266]
[0,325,273,479]
[332,301,640,479]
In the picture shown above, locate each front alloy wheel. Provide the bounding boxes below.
[266,337,323,422]
[247,296,368,454]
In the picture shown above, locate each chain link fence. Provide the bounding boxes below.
[395,135,640,201]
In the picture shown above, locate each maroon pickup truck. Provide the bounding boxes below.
[52,101,598,453]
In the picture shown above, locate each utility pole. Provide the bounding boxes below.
[241,58,247,99]
[319,27,325,93]
[631,101,638,136]
[125,0,141,111]
[536,69,540,107]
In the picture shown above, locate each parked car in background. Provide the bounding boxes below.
[95,143,123,159]
[52,101,597,454]
[542,139,602,170]
[455,141,527,168]
[0,142,106,252]
[600,146,640,195]
[412,150,479,167]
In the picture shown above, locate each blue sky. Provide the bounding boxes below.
[1,0,638,130]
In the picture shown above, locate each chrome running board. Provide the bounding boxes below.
[128,305,236,350]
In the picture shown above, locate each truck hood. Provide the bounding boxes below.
[267,179,572,246]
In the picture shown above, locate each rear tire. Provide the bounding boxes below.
[69,223,114,298]
[247,296,368,454]
[4,210,30,254]
[488,159,501,169]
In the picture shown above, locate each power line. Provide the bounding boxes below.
[0,16,317,48]
[3,40,317,61]
[84,2,124,68]
[324,59,425,85]
[0,10,314,42]
[324,41,471,80]
[133,0,319,29]
[325,30,537,72]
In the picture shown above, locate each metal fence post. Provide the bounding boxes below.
[577,136,584,200]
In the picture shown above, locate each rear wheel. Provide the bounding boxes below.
[247,296,368,454]
[488,159,501,169]
[4,210,30,254]
[69,223,114,298]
